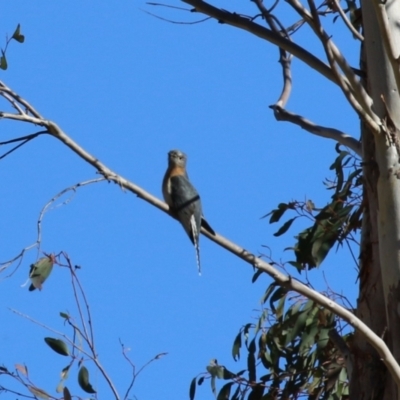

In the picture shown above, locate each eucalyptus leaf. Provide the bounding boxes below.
[78,366,96,394]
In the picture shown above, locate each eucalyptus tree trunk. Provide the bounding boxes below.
[355,1,400,399]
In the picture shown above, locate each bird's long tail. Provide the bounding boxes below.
[190,215,201,275]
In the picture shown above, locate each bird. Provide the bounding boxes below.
[162,149,215,275]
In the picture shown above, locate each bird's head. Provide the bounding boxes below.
[168,149,187,168]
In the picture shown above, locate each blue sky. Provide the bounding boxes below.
[0,2,360,399]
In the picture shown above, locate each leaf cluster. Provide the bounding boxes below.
[1,24,24,70]
[265,146,361,271]
[191,283,350,400]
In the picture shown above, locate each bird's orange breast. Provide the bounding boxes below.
[168,166,186,177]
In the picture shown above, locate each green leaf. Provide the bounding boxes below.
[275,294,286,319]
[29,255,55,291]
[265,203,289,223]
[299,325,319,355]
[336,204,353,218]
[44,337,69,356]
[217,382,234,400]
[78,366,96,394]
[63,387,72,400]
[12,24,25,43]
[316,327,330,351]
[284,301,313,345]
[287,261,303,272]
[61,364,71,379]
[56,380,64,393]
[243,323,252,346]
[0,52,7,70]
[305,199,315,211]
[189,377,196,400]
[232,332,241,361]
[60,312,70,319]
[273,217,297,237]
[269,287,287,316]
[248,385,265,400]
[247,338,256,382]
[211,376,216,396]
[231,384,241,400]
[207,364,234,380]
[254,309,268,335]
[310,233,337,267]
[252,268,264,283]
[260,283,277,304]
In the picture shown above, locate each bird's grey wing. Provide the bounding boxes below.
[170,175,202,243]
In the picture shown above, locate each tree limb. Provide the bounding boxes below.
[286,0,380,135]
[271,105,362,155]
[181,0,337,84]
[332,0,364,42]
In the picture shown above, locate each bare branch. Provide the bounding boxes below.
[181,0,337,84]
[332,0,363,41]
[0,111,44,125]
[0,81,42,118]
[271,105,361,155]
[0,91,25,114]
[253,0,292,107]
[286,0,380,134]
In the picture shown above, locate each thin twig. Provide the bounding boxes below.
[36,178,105,256]
[9,308,90,356]
[68,268,120,399]
[65,254,96,348]
[0,131,48,160]
[141,9,210,24]
[147,2,192,11]
[0,91,25,114]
